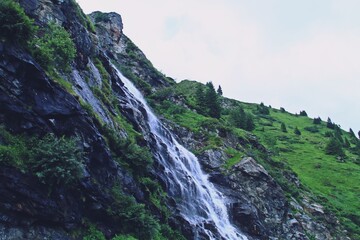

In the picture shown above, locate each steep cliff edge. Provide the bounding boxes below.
[0,0,357,239]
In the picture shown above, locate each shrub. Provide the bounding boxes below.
[29,134,84,186]
[112,235,137,240]
[257,102,269,115]
[30,22,76,71]
[304,126,319,133]
[325,137,345,157]
[294,127,301,135]
[108,185,160,239]
[281,123,287,133]
[0,0,36,44]
[0,127,28,168]
[83,225,106,240]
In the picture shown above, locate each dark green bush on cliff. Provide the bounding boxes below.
[29,134,84,186]
[30,22,76,71]
[0,0,36,44]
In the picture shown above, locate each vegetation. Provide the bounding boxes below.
[29,134,84,186]
[148,79,360,239]
[0,127,84,187]
[0,0,36,44]
[30,22,76,71]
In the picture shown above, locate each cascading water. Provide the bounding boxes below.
[114,66,247,240]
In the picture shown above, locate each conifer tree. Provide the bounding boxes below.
[217,85,223,96]
[195,85,206,115]
[327,117,335,129]
[344,138,350,148]
[313,117,321,125]
[299,110,308,116]
[204,82,221,119]
[325,137,345,156]
[281,123,287,133]
[349,128,356,138]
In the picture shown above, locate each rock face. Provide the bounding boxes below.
[0,1,350,239]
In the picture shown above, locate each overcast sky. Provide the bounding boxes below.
[77,0,360,134]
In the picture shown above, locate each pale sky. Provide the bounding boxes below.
[77,0,360,134]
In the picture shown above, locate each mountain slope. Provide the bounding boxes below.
[0,0,358,239]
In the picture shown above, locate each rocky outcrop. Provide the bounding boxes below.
[0,39,142,239]
[0,0,351,239]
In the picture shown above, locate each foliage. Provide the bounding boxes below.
[294,127,301,135]
[30,22,76,71]
[256,102,270,115]
[0,126,28,169]
[280,107,286,113]
[229,106,255,131]
[107,184,160,239]
[325,137,345,157]
[83,225,106,240]
[112,235,137,240]
[304,126,319,133]
[93,11,111,23]
[29,134,84,186]
[217,85,223,96]
[0,0,36,44]
[313,117,322,125]
[326,117,335,129]
[204,82,221,118]
[299,110,308,116]
[0,127,84,187]
[281,122,287,133]
[101,126,153,175]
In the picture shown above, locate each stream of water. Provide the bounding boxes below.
[114,66,247,240]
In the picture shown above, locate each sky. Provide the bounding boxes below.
[77,0,360,134]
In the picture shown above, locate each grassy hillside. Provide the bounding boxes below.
[147,80,360,239]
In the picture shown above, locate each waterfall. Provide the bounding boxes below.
[113,66,247,240]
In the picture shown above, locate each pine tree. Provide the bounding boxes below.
[299,110,308,116]
[325,137,345,156]
[195,85,206,115]
[344,138,350,148]
[327,117,335,129]
[313,117,322,125]
[281,123,287,133]
[217,85,223,96]
[245,115,255,131]
[204,82,221,119]
[349,128,356,138]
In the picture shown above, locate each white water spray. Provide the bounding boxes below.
[114,66,247,240]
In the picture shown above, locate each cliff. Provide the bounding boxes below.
[0,0,358,239]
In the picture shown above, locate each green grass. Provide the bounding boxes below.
[150,79,359,238]
[252,108,360,238]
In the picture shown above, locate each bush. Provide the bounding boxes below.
[0,0,36,44]
[304,126,319,133]
[83,225,106,240]
[112,235,137,240]
[29,134,84,186]
[294,127,301,136]
[325,138,345,157]
[108,185,160,239]
[30,22,76,71]
[0,127,28,168]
